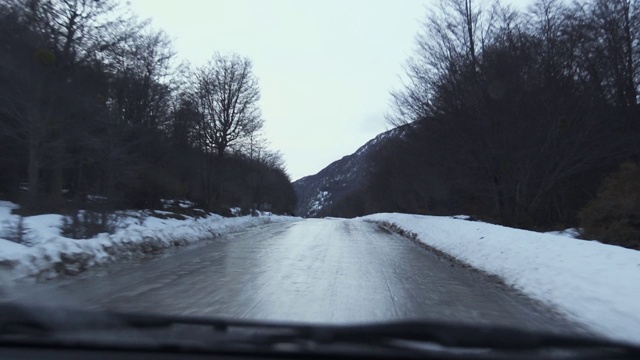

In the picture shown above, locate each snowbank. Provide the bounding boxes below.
[545,228,581,239]
[0,201,299,282]
[362,213,640,344]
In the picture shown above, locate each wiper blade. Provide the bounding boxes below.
[123,314,640,358]
[0,302,234,333]
[319,322,640,353]
[1,302,639,358]
[321,321,615,348]
[0,302,322,347]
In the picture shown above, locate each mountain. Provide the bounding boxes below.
[293,127,404,217]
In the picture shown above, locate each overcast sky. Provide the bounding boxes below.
[130,0,531,181]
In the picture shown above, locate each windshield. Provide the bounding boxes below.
[1,0,640,356]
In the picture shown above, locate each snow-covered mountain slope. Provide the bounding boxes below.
[293,126,405,217]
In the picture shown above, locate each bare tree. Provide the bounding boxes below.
[588,0,640,109]
[238,132,286,170]
[388,0,495,126]
[376,0,638,227]
[19,0,143,67]
[0,6,58,208]
[108,29,175,129]
[0,0,143,209]
[194,53,264,158]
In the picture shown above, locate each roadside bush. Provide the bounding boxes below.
[119,164,186,210]
[1,216,32,245]
[578,163,640,250]
[61,209,121,239]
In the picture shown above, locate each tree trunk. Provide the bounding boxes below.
[50,161,64,206]
[216,143,226,158]
[492,173,505,223]
[465,0,478,74]
[622,0,637,108]
[27,138,39,210]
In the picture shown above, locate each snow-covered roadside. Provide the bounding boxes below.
[361,213,640,344]
[0,201,299,282]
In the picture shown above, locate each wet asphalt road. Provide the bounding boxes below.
[5,219,580,333]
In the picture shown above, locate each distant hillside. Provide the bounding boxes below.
[293,127,404,217]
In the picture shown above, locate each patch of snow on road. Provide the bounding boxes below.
[0,201,299,282]
[362,213,640,344]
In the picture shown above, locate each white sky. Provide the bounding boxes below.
[129,0,531,181]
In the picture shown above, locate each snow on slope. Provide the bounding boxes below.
[362,213,640,344]
[294,126,407,217]
[0,201,299,282]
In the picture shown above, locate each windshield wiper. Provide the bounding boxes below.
[304,322,640,359]
[1,302,639,359]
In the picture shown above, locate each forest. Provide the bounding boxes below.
[2,0,639,249]
[327,0,640,249]
[0,0,297,223]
